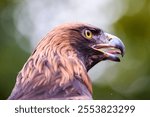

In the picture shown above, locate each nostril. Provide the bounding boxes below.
[108,37,112,41]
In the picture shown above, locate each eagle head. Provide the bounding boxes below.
[58,23,125,71]
[8,23,125,100]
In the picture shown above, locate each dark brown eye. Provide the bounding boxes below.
[85,30,93,39]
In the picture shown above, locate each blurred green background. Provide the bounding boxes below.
[0,0,150,100]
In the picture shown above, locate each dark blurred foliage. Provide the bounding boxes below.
[0,0,30,99]
[0,0,150,99]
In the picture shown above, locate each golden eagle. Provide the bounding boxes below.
[8,23,125,100]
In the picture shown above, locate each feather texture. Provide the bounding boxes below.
[8,23,125,100]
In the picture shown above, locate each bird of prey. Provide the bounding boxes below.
[8,23,125,100]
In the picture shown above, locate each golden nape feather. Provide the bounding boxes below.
[8,23,125,100]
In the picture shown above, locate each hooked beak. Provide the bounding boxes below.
[92,33,125,62]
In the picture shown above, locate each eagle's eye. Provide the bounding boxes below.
[84,30,93,39]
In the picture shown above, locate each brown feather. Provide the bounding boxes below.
[8,23,125,99]
[8,23,93,100]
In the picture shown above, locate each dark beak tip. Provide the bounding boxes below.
[121,52,125,57]
[121,46,125,57]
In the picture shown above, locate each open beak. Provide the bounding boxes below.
[92,33,125,62]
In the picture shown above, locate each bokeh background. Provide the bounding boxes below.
[0,0,150,100]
